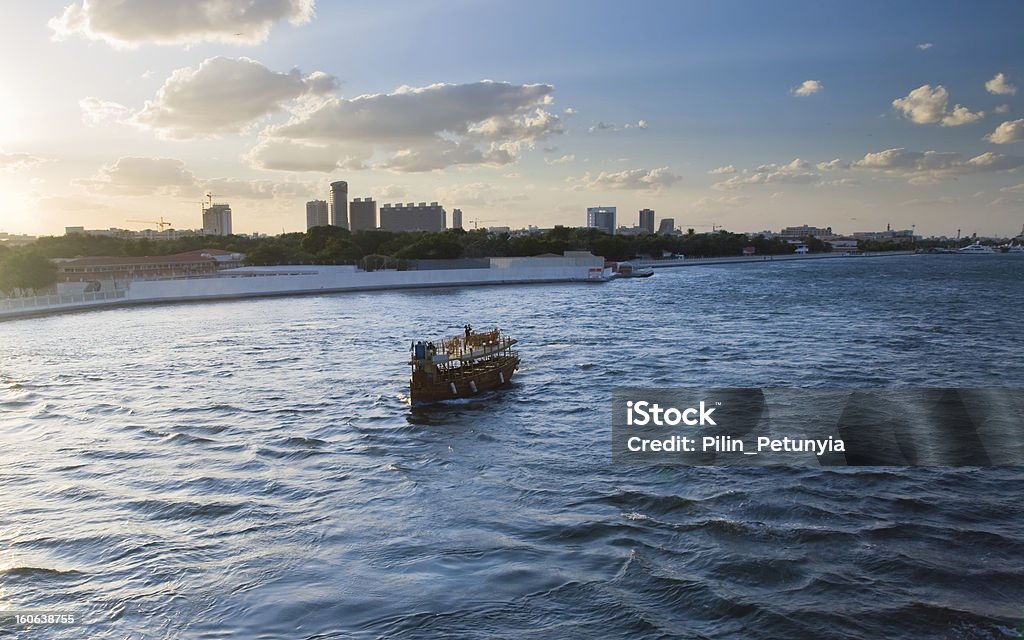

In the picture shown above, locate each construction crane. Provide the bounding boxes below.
[468,219,495,229]
[127,216,173,230]
[205,193,223,207]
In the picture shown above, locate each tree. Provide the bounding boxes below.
[0,252,58,296]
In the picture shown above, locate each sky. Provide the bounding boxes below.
[1,0,1023,238]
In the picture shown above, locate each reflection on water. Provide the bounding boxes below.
[1,256,1023,638]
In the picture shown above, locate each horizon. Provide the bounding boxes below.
[2,1,1023,238]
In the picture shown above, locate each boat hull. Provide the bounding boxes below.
[411,356,520,404]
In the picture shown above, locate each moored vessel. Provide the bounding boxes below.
[410,327,520,404]
[958,241,996,254]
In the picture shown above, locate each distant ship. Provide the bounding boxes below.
[1006,243,1024,254]
[957,241,996,254]
[410,327,520,404]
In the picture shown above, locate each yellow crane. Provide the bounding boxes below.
[127,216,173,230]
[468,218,495,229]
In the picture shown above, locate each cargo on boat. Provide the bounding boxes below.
[410,327,520,404]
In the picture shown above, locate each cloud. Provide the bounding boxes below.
[569,167,680,192]
[80,97,132,126]
[692,195,750,211]
[76,156,317,199]
[130,57,336,139]
[49,0,314,47]
[792,80,823,97]
[0,149,45,171]
[1000,183,1024,193]
[587,119,647,133]
[917,43,934,50]
[817,158,850,170]
[850,147,1024,182]
[250,80,561,172]
[545,153,575,165]
[433,182,527,207]
[77,157,201,196]
[995,104,1012,114]
[708,164,736,175]
[891,85,984,126]
[986,119,1024,145]
[712,158,820,190]
[377,185,406,199]
[985,73,1017,96]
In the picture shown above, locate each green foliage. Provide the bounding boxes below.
[14,225,846,275]
[0,251,58,296]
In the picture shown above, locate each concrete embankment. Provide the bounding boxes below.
[0,254,605,321]
[635,250,913,269]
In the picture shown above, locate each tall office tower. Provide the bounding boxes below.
[452,208,463,230]
[586,206,617,234]
[330,180,349,229]
[306,200,329,230]
[202,203,232,236]
[639,208,655,234]
[657,218,676,234]
[379,202,447,232]
[349,197,378,232]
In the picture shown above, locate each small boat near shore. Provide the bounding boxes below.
[409,327,520,404]
[608,262,655,279]
[957,241,996,254]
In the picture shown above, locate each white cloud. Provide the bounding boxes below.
[587,119,647,133]
[1000,183,1024,193]
[377,185,407,199]
[80,97,132,126]
[712,158,820,190]
[995,104,1012,114]
[78,157,200,196]
[545,153,575,165]
[792,80,823,97]
[850,147,1024,183]
[76,156,316,199]
[250,80,561,172]
[570,167,680,192]
[708,165,736,175]
[49,0,313,47]
[917,43,934,50]
[692,195,750,211]
[817,158,850,171]
[132,57,335,139]
[433,182,526,207]
[985,73,1017,96]
[891,85,984,126]
[985,119,1024,144]
[0,149,45,171]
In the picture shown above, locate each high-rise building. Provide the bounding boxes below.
[306,200,328,230]
[452,208,463,230]
[657,218,676,234]
[639,208,655,234]
[349,197,377,232]
[586,206,616,234]
[203,203,232,236]
[330,180,348,229]
[379,202,446,232]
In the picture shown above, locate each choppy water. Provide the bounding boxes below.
[1,254,1023,639]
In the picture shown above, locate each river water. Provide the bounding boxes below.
[1,254,1022,638]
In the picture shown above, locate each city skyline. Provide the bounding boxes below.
[1,1,1023,238]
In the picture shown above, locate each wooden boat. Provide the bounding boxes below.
[410,328,520,404]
